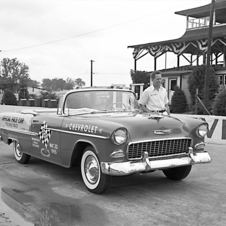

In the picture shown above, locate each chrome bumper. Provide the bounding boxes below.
[101,152,211,176]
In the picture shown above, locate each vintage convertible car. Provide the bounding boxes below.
[0,87,211,194]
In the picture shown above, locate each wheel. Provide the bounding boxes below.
[81,146,111,194]
[107,102,126,111]
[162,165,192,180]
[13,141,31,164]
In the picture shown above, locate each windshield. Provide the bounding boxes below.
[64,90,140,115]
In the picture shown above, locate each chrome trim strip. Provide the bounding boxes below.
[128,137,192,145]
[149,153,189,160]
[0,127,35,135]
[125,153,190,161]
[49,128,108,139]
[1,126,107,139]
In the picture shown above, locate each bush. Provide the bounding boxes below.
[28,94,37,99]
[2,89,17,105]
[39,90,57,99]
[212,85,226,116]
[171,86,187,113]
[188,65,219,105]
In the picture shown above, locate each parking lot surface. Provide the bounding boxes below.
[0,142,225,226]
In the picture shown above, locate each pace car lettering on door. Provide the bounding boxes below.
[65,123,102,133]
[1,115,28,130]
[32,137,40,148]
[49,143,58,155]
[2,116,24,123]
[40,144,58,158]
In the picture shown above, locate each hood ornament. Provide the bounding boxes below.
[153,129,172,135]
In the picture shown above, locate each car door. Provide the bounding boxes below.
[30,114,64,165]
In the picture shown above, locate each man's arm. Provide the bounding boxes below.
[139,104,151,113]
[138,89,149,113]
[165,103,170,115]
[163,89,170,115]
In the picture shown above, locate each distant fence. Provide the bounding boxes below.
[18,99,58,108]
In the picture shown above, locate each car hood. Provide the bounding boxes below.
[74,112,198,141]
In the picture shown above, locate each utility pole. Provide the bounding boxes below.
[90,60,94,87]
[204,0,215,111]
[0,50,2,76]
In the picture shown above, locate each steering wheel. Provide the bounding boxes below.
[107,102,126,111]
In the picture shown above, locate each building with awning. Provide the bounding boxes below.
[128,0,226,104]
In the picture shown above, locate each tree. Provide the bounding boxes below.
[212,85,226,116]
[188,65,219,105]
[75,78,85,88]
[0,58,30,92]
[2,89,17,105]
[51,78,66,91]
[130,70,150,90]
[41,77,85,91]
[64,77,75,90]
[27,79,40,88]
[42,79,52,91]
[130,70,150,98]
[171,86,187,113]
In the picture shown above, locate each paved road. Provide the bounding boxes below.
[0,142,225,226]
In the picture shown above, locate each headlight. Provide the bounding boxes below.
[196,124,208,137]
[112,129,127,145]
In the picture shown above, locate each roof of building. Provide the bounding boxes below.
[175,0,226,24]
[128,24,226,49]
[128,0,226,55]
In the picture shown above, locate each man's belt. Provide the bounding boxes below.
[150,109,166,113]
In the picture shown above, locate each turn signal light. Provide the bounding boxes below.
[194,142,205,149]
[110,150,125,158]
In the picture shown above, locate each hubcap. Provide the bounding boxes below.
[15,143,22,157]
[85,155,99,184]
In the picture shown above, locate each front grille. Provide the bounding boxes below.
[127,138,192,160]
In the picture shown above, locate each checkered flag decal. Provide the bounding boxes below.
[39,121,51,148]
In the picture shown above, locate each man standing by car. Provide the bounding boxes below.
[138,70,170,115]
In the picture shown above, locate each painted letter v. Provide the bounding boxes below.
[207,119,218,138]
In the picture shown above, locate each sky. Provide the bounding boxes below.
[0,0,211,88]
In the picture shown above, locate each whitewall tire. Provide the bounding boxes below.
[81,146,111,194]
[13,141,31,164]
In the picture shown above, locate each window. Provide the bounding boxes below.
[218,75,226,85]
[187,16,210,30]
[64,90,139,115]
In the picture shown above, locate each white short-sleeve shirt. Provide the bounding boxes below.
[138,85,169,111]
